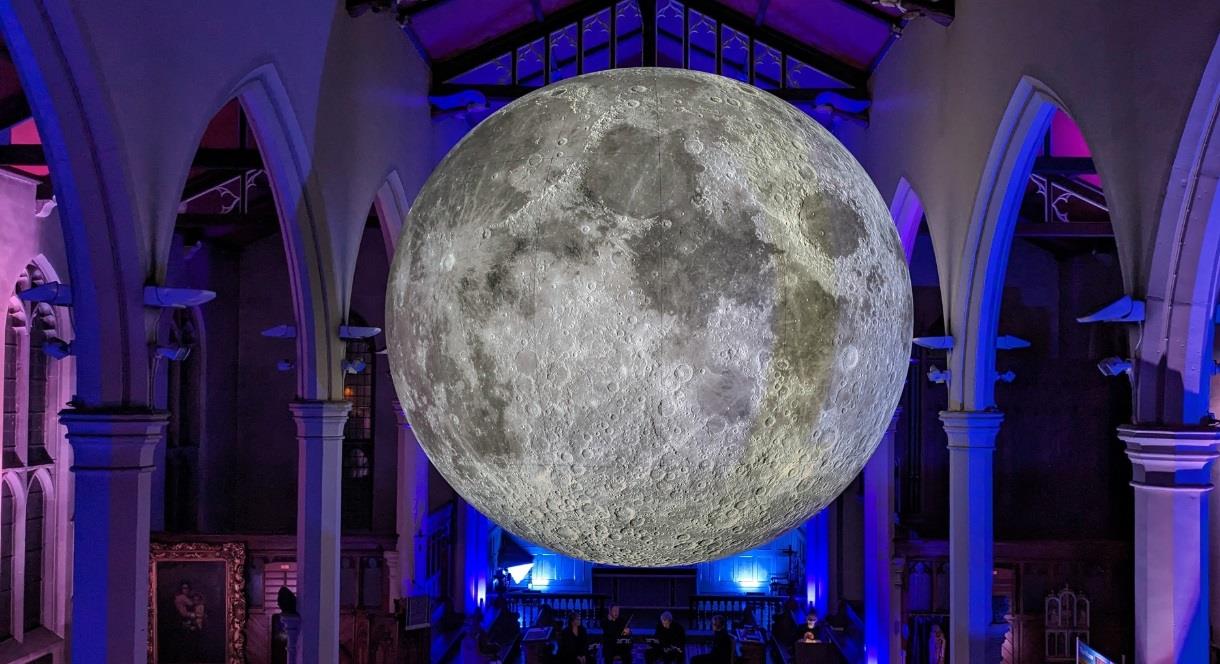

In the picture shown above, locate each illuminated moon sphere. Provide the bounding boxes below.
[387,68,911,566]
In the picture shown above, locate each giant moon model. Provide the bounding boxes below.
[387,68,912,566]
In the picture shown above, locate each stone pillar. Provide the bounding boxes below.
[864,409,900,664]
[1118,426,1220,664]
[290,400,351,664]
[1212,459,1219,664]
[457,501,490,617]
[939,410,1003,664]
[805,510,830,618]
[62,409,168,663]
[392,399,430,600]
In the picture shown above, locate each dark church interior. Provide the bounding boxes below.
[0,1,1216,663]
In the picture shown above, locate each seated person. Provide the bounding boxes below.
[795,612,824,644]
[558,613,591,664]
[645,611,686,664]
[601,605,633,664]
[690,615,731,664]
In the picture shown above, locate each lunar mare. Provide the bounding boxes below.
[387,68,912,566]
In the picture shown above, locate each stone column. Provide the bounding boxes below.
[863,409,900,664]
[456,501,490,617]
[1118,425,1220,664]
[939,410,1003,664]
[61,409,168,663]
[1212,459,1219,664]
[805,510,830,618]
[392,399,430,600]
[291,400,351,664]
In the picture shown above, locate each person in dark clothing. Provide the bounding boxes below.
[690,615,732,664]
[601,605,633,664]
[645,611,686,664]
[559,613,591,664]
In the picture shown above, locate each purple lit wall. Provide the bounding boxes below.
[804,512,829,617]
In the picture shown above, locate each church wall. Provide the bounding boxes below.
[230,233,300,533]
[992,241,1131,542]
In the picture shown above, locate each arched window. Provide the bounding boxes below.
[342,313,376,532]
[3,304,21,466]
[22,478,43,632]
[26,305,53,464]
[0,481,13,641]
[0,259,66,642]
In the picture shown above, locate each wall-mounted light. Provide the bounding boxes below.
[155,345,191,361]
[144,286,216,309]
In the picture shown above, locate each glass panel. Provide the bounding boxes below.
[3,314,18,462]
[687,10,717,73]
[342,335,375,532]
[0,484,13,640]
[550,24,579,82]
[581,10,612,74]
[516,37,546,86]
[752,41,782,89]
[720,25,750,82]
[614,0,643,68]
[656,0,684,68]
[23,481,43,632]
[447,53,513,86]
[785,56,850,89]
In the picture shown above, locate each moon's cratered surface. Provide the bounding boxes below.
[387,68,911,566]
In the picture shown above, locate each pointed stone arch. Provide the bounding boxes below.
[172,64,342,400]
[951,76,1073,410]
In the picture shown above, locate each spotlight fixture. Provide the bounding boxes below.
[1096,356,1132,377]
[338,325,382,340]
[155,345,192,361]
[144,286,216,308]
[262,325,297,339]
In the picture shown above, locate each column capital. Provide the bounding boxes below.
[939,410,1004,449]
[289,400,351,440]
[60,408,168,470]
[1117,424,1220,490]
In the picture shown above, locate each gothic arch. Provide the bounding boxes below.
[950,77,1116,410]
[1136,34,1220,426]
[890,177,926,262]
[171,64,342,400]
[373,170,411,261]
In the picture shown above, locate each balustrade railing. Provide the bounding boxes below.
[689,594,783,632]
[504,592,608,629]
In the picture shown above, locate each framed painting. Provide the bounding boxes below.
[149,541,247,664]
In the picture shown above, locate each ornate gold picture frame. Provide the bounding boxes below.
[148,541,247,664]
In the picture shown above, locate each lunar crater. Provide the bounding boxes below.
[387,68,912,566]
